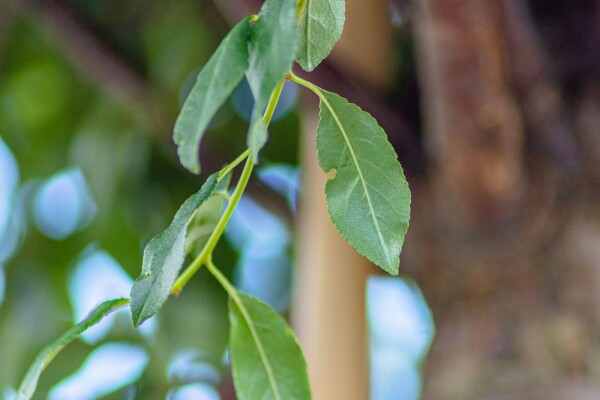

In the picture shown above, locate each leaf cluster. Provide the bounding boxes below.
[16,0,411,399]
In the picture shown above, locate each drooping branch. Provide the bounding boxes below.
[212,0,424,176]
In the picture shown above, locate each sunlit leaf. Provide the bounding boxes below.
[315,90,410,275]
[296,0,345,71]
[246,0,298,161]
[174,19,251,174]
[130,174,218,326]
[229,293,311,400]
[16,298,129,400]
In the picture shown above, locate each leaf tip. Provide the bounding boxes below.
[297,59,316,73]
[385,263,400,276]
[129,304,142,328]
[177,148,201,175]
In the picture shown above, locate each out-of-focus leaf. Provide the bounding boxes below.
[229,293,311,400]
[246,0,298,161]
[130,174,218,327]
[185,172,231,255]
[48,342,148,400]
[315,89,410,275]
[16,298,129,400]
[174,19,251,174]
[143,0,214,90]
[296,0,345,71]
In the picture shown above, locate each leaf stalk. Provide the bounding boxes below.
[171,77,287,294]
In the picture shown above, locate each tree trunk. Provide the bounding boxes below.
[410,0,600,398]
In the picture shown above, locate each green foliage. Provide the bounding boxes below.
[246,0,298,161]
[174,18,251,174]
[16,299,128,400]
[16,0,412,398]
[296,0,345,71]
[130,173,218,327]
[185,172,231,255]
[142,0,215,92]
[229,293,311,400]
[315,89,410,275]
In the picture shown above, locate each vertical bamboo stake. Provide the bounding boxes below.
[293,110,372,400]
[292,1,393,398]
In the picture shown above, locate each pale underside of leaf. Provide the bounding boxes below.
[315,89,410,275]
[246,0,298,162]
[16,298,128,400]
[229,293,311,400]
[174,18,250,174]
[297,0,345,71]
[130,174,218,326]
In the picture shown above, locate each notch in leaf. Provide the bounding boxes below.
[130,173,218,327]
[174,18,251,174]
[315,89,411,275]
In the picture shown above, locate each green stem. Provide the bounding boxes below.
[264,79,286,125]
[288,72,323,99]
[205,261,281,398]
[218,149,249,181]
[172,157,253,294]
[171,78,286,294]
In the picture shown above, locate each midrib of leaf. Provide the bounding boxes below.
[318,91,388,263]
[233,293,281,399]
[17,298,129,400]
[304,0,313,67]
[136,224,185,321]
[208,262,281,399]
[198,45,230,135]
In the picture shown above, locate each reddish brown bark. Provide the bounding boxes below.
[410,1,600,398]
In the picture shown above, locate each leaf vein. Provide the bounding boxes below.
[320,93,389,263]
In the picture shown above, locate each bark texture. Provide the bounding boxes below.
[409,0,600,398]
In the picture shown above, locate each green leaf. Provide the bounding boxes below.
[16,298,128,400]
[130,173,218,326]
[174,18,251,174]
[229,293,311,400]
[315,90,410,275]
[296,0,345,72]
[185,172,231,255]
[246,0,298,161]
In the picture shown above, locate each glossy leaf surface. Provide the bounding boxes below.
[229,293,311,400]
[296,0,345,71]
[246,0,298,161]
[174,19,250,174]
[16,298,128,400]
[130,174,218,326]
[316,90,410,275]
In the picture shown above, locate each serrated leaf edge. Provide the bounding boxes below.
[316,91,393,271]
[297,0,346,72]
[229,293,283,400]
[131,174,218,326]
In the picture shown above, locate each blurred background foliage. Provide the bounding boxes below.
[6,0,600,399]
[0,1,310,398]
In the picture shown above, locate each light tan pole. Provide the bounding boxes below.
[292,1,393,398]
